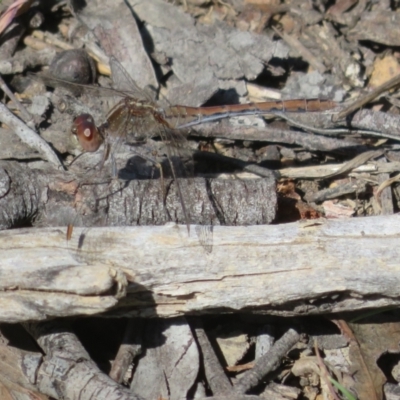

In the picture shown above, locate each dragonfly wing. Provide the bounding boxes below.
[162,128,192,229]
[30,72,121,98]
[30,71,154,104]
[158,125,213,253]
[102,104,134,177]
[109,56,156,102]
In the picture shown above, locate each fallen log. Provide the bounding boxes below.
[1,215,399,323]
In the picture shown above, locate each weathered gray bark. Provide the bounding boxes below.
[0,160,276,230]
[1,215,400,323]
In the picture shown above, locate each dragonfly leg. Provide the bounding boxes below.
[132,151,166,200]
[66,151,89,169]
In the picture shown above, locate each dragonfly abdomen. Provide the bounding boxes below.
[163,98,336,129]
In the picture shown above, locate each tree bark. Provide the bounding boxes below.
[1,215,400,323]
[0,160,277,230]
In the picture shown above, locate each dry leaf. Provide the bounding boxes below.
[369,54,400,89]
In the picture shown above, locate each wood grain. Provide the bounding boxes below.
[1,215,399,323]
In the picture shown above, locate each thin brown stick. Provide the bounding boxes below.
[191,318,234,396]
[332,73,400,121]
[235,328,300,394]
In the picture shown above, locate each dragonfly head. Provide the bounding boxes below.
[71,114,104,152]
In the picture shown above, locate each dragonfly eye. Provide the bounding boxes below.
[71,114,103,152]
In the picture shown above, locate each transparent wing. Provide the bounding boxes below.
[157,125,213,253]
[29,71,149,102]
[161,127,193,229]
[106,98,214,252]
[109,56,156,102]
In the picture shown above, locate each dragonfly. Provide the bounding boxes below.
[38,57,337,250]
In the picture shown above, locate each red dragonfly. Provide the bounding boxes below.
[40,57,336,249]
